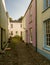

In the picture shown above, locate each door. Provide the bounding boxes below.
[1,28,6,50]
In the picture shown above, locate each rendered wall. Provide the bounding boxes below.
[9,22,22,37]
[25,0,36,47]
[37,0,50,59]
[22,16,26,42]
[0,0,8,50]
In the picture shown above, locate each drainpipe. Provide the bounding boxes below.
[35,0,37,52]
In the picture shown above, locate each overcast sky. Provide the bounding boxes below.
[5,0,31,20]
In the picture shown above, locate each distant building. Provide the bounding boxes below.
[37,0,50,59]
[0,0,8,52]
[9,17,23,37]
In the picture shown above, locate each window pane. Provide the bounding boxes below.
[45,20,50,46]
[43,0,47,9]
[30,28,32,42]
[48,0,50,7]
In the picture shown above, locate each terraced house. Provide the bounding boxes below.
[37,0,50,59]
[0,0,8,53]
[24,0,36,49]
[9,17,23,37]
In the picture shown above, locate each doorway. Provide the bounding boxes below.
[1,28,6,50]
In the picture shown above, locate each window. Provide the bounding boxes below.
[16,31,18,34]
[11,31,13,35]
[48,0,50,7]
[16,31,18,35]
[11,24,13,28]
[29,4,32,23]
[44,19,50,50]
[29,28,32,43]
[46,20,50,46]
[43,0,50,10]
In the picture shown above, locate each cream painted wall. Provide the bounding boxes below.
[9,22,23,37]
[22,16,26,42]
[8,18,10,38]
[37,0,50,54]
[0,0,8,51]
[2,0,6,11]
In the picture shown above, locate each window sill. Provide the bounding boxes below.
[43,46,50,52]
[42,6,50,13]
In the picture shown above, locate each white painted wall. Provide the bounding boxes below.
[9,22,23,37]
[0,0,8,51]
[2,0,6,11]
[8,18,10,38]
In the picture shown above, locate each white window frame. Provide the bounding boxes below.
[43,0,50,10]
[44,19,50,51]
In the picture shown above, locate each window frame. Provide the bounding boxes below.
[43,0,50,12]
[44,19,50,51]
[29,28,32,43]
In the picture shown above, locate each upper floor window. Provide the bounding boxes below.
[43,0,50,10]
[11,24,13,28]
[29,4,32,22]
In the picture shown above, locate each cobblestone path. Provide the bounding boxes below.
[0,40,50,65]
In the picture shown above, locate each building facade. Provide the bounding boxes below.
[25,0,36,48]
[0,0,8,52]
[9,17,23,37]
[22,16,26,42]
[37,0,50,59]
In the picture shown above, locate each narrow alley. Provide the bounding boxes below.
[0,37,50,65]
[0,0,50,65]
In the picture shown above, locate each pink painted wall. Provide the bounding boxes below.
[25,0,36,47]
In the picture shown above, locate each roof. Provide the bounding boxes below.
[9,16,23,23]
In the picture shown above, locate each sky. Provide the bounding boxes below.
[5,0,31,20]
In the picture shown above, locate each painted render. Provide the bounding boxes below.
[37,0,50,59]
[22,16,26,42]
[25,0,36,48]
[6,12,10,38]
[0,0,8,52]
[9,17,23,37]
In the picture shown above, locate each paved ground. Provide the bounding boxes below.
[0,39,50,65]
